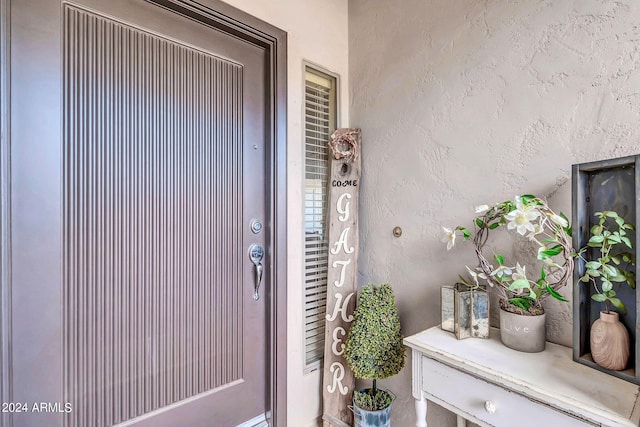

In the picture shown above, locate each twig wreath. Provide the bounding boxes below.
[329,128,359,162]
[443,195,574,315]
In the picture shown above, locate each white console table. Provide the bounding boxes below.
[403,326,640,427]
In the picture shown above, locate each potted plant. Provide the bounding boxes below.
[443,195,574,352]
[576,210,636,370]
[344,283,405,427]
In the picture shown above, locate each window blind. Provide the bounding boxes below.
[304,67,336,369]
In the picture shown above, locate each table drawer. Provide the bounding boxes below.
[421,356,596,427]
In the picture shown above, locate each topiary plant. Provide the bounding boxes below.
[344,283,406,411]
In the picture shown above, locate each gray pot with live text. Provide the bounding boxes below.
[499,309,546,353]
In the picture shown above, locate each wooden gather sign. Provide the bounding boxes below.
[322,128,361,427]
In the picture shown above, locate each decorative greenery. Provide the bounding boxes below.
[344,283,405,411]
[576,211,636,313]
[443,195,574,315]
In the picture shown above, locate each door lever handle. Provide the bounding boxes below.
[253,263,263,301]
[248,244,265,301]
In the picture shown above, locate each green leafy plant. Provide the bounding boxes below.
[443,195,574,315]
[576,211,636,313]
[344,283,405,411]
[352,388,393,412]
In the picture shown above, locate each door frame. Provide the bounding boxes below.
[0,0,288,425]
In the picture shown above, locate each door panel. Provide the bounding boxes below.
[11,1,268,426]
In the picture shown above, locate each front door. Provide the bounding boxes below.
[7,1,279,426]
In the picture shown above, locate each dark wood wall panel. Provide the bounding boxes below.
[62,6,243,426]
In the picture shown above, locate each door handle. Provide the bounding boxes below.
[248,244,265,301]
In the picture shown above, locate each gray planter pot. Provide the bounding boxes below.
[499,308,546,353]
[351,403,391,427]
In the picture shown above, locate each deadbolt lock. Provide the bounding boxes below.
[250,219,263,234]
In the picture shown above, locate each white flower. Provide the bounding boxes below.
[512,263,527,281]
[490,265,513,279]
[526,223,544,241]
[442,227,456,250]
[475,204,490,214]
[548,212,568,228]
[478,265,493,286]
[465,266,491,287]
[465,265,480,285]
[504,197,541,236]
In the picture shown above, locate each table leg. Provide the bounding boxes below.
[456,414,467,427]
[415,392,427,427]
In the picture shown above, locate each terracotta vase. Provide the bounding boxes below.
[590,311,630,371]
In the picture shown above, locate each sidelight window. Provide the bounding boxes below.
[303,65,338,371]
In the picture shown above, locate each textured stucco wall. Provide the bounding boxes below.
[349,1,640,426]
[219,1,349,426]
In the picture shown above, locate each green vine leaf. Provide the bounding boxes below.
[585,261,601,270]
[538,245,562,259]
[508,298,531,310]
[602,264,618,277]
[624,272,636,289]
[563,225,573,237]
[607,234,622,244]
[459,227,472,239]
[545,284,568,302]
[610,273,627,283]
[588,235,605,244]
[507,279,535,298]
[610,297,625,312]
[559,212,572,236]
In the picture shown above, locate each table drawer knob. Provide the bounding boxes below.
[484,400,496,414]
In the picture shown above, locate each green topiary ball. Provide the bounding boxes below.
[344,283,406,380]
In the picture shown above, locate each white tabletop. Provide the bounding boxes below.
[404,326,640,426]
